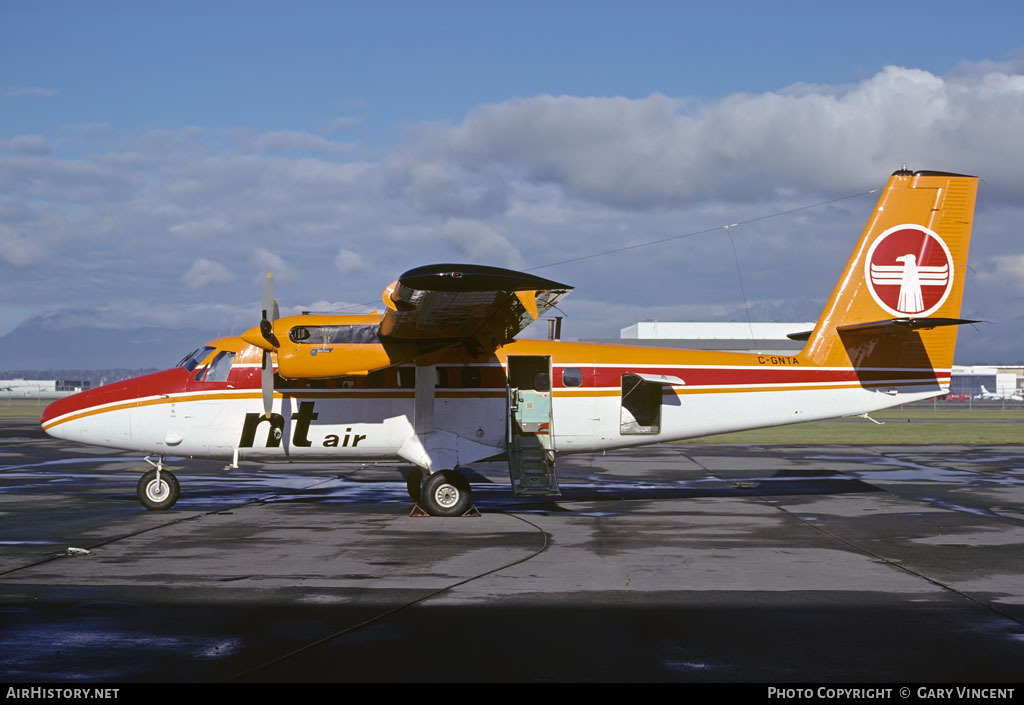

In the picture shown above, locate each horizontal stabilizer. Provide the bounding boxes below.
[836,317,982,335]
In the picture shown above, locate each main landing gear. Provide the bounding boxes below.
[137,456,180,511]
[407,467,474,517]
[133,457,471,515]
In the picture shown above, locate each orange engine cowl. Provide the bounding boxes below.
[275,342,395,378]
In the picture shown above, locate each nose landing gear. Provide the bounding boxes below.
[137,456,180,510]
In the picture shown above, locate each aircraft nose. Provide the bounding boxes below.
[42,379,132,425]
[41,368,191,444]
[40,378,141,442]
[42,392,83,429]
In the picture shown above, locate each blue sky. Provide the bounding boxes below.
[3,1,1024,365]
[6,2,1019,134]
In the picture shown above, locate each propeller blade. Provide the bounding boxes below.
[261,273,274,319]
[260,273,280,347]
[259,273,278,417]
[261,350,274,418]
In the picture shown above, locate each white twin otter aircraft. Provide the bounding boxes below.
[42,169,979,516]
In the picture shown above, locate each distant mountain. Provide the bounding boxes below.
[0,320,224,370]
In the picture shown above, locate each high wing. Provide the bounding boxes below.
[380,263,572,349]
[242,264,572,384]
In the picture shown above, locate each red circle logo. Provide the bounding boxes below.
[864,224,954,317]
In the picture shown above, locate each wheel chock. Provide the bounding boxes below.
[409,505,481,517]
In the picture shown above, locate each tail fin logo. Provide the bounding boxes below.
[865,224,954,317]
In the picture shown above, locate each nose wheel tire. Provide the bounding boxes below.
[421,469,471,517]
[137,469,180,511]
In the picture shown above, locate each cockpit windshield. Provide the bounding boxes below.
[176,346,215,372]
[202,351,236,382]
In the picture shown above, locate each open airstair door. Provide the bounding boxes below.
[507,355,559,496]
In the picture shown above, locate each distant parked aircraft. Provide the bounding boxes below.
[974,385,1023,402]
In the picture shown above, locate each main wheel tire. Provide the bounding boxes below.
[406,467,424,502]
[420,469,471,517]
[137,469,180,510]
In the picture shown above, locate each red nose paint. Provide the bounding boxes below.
[40,368,191,426]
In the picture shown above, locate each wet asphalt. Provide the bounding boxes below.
[1,418,1023,682]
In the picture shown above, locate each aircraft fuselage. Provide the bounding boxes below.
[41,338,948,466]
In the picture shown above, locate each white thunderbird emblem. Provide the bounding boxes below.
[869,253,949,314]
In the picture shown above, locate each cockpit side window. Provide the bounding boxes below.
[203,351,236,382]
[289,325,379,345]
[177,346,215,372]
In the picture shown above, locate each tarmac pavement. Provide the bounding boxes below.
[1,419,1022,682]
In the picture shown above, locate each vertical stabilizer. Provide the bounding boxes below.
[800,170,978,380]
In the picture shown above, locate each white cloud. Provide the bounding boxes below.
[975,253,1024,292]
[384,156,508,218]
[253,248,293,281]
[252,131,352,155]
[0,135,50,155]
[328,116,363,132]
[441,218,523,268]
[59,123,114,137]
[0,225,47,266]
[29,302,249,331]
[335,248,366,275]
[4,87,56,99]
[0,153,132,203]
[418,65,1024,207]
[183,258,234,289]
[282,299,375,316]
[169,217,232,238]
[3,61,1024,365]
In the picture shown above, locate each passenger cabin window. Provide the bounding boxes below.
[289,325,379,345]
[398,367,416,389]
[562,367,582,387]
[461,367,481,388]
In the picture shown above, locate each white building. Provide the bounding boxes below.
[949,366,1022,399]
[617,321,816,355]
[0,379,58,395]
[0,379,87,398]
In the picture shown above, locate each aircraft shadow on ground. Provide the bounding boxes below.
[133,468,882,511]
[474,471,881,511]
